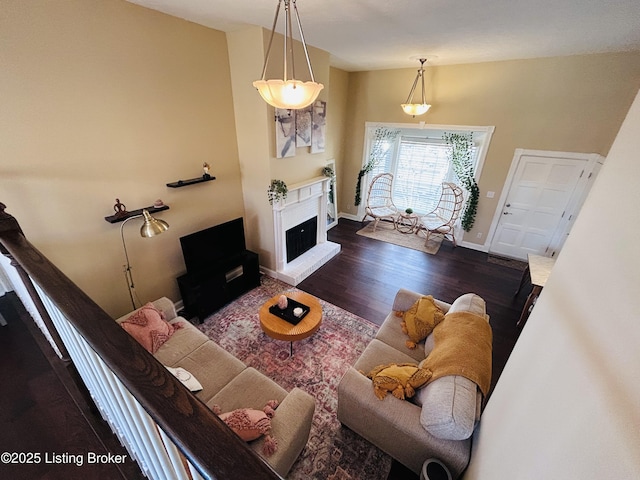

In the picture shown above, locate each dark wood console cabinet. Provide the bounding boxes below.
[177,250,260,322]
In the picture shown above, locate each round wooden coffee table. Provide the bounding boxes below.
[259,291,322,355]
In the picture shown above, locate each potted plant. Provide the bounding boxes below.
[267,179,288,205]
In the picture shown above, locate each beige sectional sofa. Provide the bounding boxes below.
[116,297,315,478]
[337,288,491,478]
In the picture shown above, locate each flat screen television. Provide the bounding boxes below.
[180,217,246,278]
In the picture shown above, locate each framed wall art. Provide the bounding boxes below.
[311,100,327,154]
[296,105,312,147]
[275,108,296,158]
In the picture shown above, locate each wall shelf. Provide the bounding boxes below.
[166,175,216,188]
[105,205,169,224]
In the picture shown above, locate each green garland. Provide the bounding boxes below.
[354,169,369,207]
[354,127,400,206]
[443,132,479,232]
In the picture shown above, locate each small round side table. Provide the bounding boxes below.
[396,212,419,234]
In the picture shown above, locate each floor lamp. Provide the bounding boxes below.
[120,209,169,310]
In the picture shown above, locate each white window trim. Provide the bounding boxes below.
[358,122,495,221]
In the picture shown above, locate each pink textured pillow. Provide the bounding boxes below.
[219,409,271,442]
[212,401,279,456]
[121,303,176,353]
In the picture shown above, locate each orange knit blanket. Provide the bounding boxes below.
[420,311,493,396]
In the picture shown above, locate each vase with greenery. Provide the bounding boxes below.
[267,179,288,205]
[443,132,479,231]
[354,126,400,206]
[322,166,335,204]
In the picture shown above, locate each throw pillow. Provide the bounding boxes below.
[401,296,445,349]
[364,363,432,400]
[415,375,479,440]
[121,303,179,354]
[211,400,279,456]
[448,292,486,317]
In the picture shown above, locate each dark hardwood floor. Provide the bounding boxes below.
[0,218,527,480]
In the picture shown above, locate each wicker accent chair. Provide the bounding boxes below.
[419,182,465,246]
[363,173,400,231]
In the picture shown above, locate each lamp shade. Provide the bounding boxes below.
[253,79,324,110]
[140,209,169,238]
[401,103,432,116]
[254,0,323,110]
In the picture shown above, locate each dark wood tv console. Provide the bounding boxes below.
[177,250,260,322]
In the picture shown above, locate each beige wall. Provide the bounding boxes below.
[0,0,244,317]
[341,53,640,245]
[465,87,640,480]
[226,26,274,267]
[327,67,350,203]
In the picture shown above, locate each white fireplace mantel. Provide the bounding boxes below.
[272,176,340,285]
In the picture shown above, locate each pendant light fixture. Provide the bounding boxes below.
[253,0,324,110]
[401,58,431,117]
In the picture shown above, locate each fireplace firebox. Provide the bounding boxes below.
[286,216,317,263]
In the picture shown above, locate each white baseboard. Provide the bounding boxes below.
[459,240,489,252]
[338,212,361,222]
[260,266,277,279]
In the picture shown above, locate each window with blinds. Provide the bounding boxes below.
[369,136,470,214]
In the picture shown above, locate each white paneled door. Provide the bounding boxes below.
[489,149,602,260]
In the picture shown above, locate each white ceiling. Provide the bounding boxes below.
[126,0,640,71]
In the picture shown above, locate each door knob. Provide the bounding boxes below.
[506,203,511,207]
[503,212,512,215]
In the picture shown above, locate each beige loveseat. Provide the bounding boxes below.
[337,289,491,478]
[116,297,315,477]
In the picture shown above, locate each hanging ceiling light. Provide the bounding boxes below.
[253,0,324,110]
[401,58,431,117]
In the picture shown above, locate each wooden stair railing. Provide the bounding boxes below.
[0,203,281,480]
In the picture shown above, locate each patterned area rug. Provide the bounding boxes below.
[356,220,443,255]
[197,276,392,480]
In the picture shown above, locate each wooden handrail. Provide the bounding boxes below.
[0,203,280,480]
